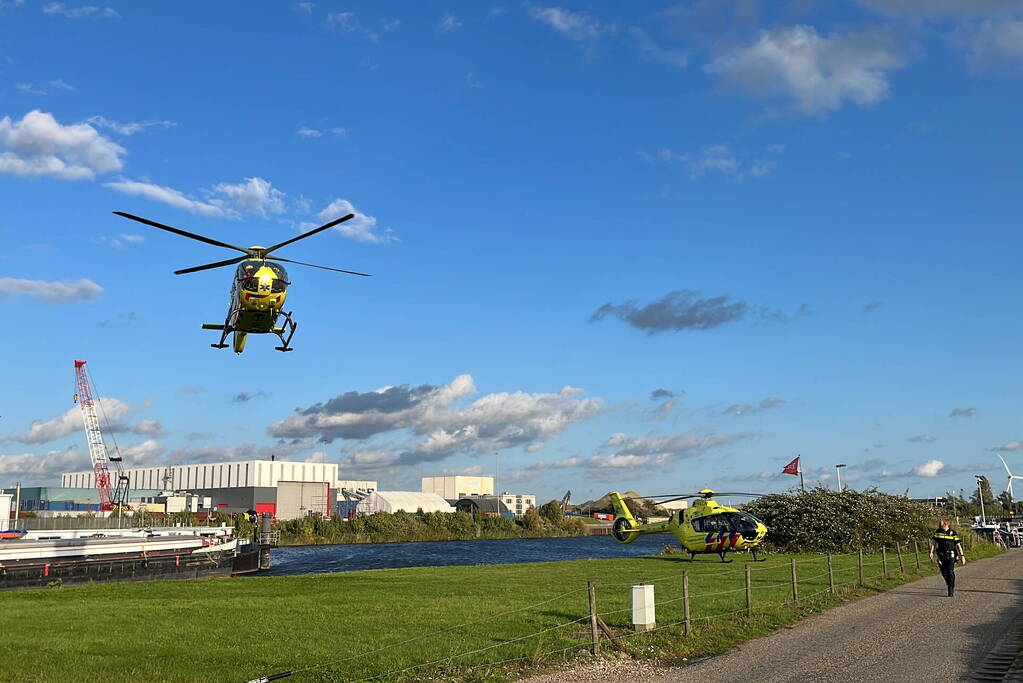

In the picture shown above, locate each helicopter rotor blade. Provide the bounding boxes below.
[267,256,371,277]
[174,255,247,275]
[113,212,251,254]
[262,214,355,255]
[709,492,766,498]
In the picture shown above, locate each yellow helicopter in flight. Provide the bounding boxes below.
[609,490,768,562]
[114,211,370,353]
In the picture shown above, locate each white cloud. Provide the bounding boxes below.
[212,177,286,217]
[964,19,1023,72]
[85,115,175,136]
[466,72,484,89]
[107,176,286,219]
[326,11,378,41]
[598,429,750,464]
[295,2,314,13]
[914,459,945,477]
[629,27,689,68]
[530,6,605,41]
[316,198,395,243]
[298,126,345,138]
[857,0,1023,17]
[0,448,89,484]
[168,438,315,465]
[42,2,118,18]
[439,12,462,31]
[0,110,125,180]
[717,397,786,417]
[327,11,355,30]
[16,84,47,95]
[704,25,905,115]
[5,397,133,444]
[271,374,604,469]
[652,145,775,180]
[96,233,144,249]
[105,179,235,218]
[0,277,102,303]
[118,438,165,465]
[649,398,677,420]
[132,419,164,437]
[995,441,1022,451]
[441,465,485,476]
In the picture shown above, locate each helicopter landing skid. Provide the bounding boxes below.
[273,311,297,352]
[202,322,231,349]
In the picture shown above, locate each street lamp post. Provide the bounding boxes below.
[976,476,986,526]
[947,490,959,526]
[835,464,846,492]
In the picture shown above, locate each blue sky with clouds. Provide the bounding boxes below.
[1,0,1021,504]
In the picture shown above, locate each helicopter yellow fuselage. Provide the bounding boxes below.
[608,492,767,556]
[202,257,293,353]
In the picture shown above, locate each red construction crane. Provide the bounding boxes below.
[73,360,127,511]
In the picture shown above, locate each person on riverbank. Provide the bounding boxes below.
[929,518,965,597]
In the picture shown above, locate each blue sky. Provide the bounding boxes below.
[1,0,1021,504]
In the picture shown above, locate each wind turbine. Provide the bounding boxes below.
[996,454,1023,500]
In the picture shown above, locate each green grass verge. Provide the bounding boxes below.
[0,544,1002,682]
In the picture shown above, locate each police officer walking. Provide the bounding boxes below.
[929,518,966,597]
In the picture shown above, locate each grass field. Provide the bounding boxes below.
[0,544,1001,682]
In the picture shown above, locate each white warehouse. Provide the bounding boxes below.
[61,460,345,520]
[62,460,339,492]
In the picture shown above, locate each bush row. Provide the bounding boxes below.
[743,487,952,552]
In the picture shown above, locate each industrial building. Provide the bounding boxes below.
[498,492,536,517]
[454,496,511,519]
[60,460,377,520]
[421,475,494,500]
[356,492,453,515]
[419,475,535,517]
[1,487,162,512]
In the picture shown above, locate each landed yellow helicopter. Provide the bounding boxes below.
[114,211,370,353]
[609,490,768,562]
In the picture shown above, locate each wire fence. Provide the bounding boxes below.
[243,545,938,683]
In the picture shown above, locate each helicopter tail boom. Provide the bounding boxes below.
[608,491,670,543]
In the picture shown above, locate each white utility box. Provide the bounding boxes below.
[631,583,656,632]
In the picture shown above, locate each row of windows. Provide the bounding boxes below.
[63,463,337,490]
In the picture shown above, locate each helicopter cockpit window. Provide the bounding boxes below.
[723,512,761,534]
[270,279,287,293]
[266,262,289,281]
[693,515,724,533]
[241,277,260,293]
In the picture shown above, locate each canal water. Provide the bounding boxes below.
[264,533,670,576]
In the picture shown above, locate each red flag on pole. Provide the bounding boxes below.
[782,456,800,476]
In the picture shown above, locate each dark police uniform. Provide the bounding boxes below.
[932,527,961,596]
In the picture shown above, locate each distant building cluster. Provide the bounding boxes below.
[5,463,538,523]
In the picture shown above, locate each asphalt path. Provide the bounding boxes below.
[527,550,1023,683]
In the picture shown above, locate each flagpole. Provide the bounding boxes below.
[798,455,805,493]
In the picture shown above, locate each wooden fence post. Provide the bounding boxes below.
[745,563,753,617]
[682,571,691,636]
[882,547,888,577]
[587,581,599,656]
[827,554,835,594]
[914,541,921,571]
[858,549,864,587]
[896,543,905,574]
[790,557,799,603]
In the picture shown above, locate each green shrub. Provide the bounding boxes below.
[744,487,940,552]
